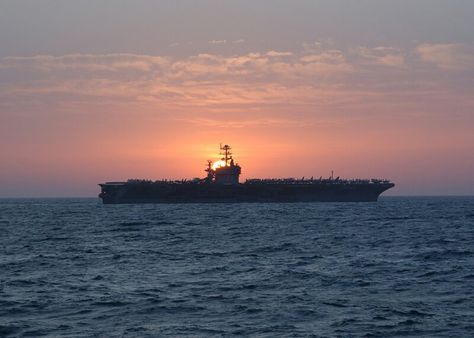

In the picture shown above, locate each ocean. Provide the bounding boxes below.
[1,197,473,337]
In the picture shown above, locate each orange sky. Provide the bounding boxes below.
[0,1,473,196]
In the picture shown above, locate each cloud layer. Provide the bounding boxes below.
[2,43,472,114]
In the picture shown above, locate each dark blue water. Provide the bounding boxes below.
[1,197,473,337]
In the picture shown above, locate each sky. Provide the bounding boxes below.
[0,0,473,197]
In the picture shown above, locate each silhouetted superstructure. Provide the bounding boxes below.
[205,144,241,185]
[99,144,394,204]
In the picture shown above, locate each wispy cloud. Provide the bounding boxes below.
[353,46,405,67]
[175,117,312,129]
[266,51,293,57]
[416,43,474,70]
[300,50,345,64]
[208,39,227,45]
[1,53,169,72]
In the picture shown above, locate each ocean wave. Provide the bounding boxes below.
[0,197,473,337]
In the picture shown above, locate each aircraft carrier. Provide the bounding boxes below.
[99,145,394,204]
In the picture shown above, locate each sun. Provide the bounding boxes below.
[212,160,226,170]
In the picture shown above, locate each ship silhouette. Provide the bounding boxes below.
[99,144,394,204]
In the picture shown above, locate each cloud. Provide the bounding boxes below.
[302,41,323,50]
[177,117,312,128]
[208,39,227,45]
[1,53,169,73]
[376,54,405,67]
[416,43,474,70]
[300,50,345,64]
[266,51,293,57]
[353,47,405,67]
[302,39,334,51]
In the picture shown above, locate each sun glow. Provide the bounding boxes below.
[212,160,226,170]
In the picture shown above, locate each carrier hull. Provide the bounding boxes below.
[99,182,394,204]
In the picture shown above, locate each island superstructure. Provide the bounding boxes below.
[99,144,394,204]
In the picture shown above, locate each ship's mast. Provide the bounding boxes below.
[205,160,213,181]
[220,144,232,167]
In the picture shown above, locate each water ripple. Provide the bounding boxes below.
[0,196,473,337]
